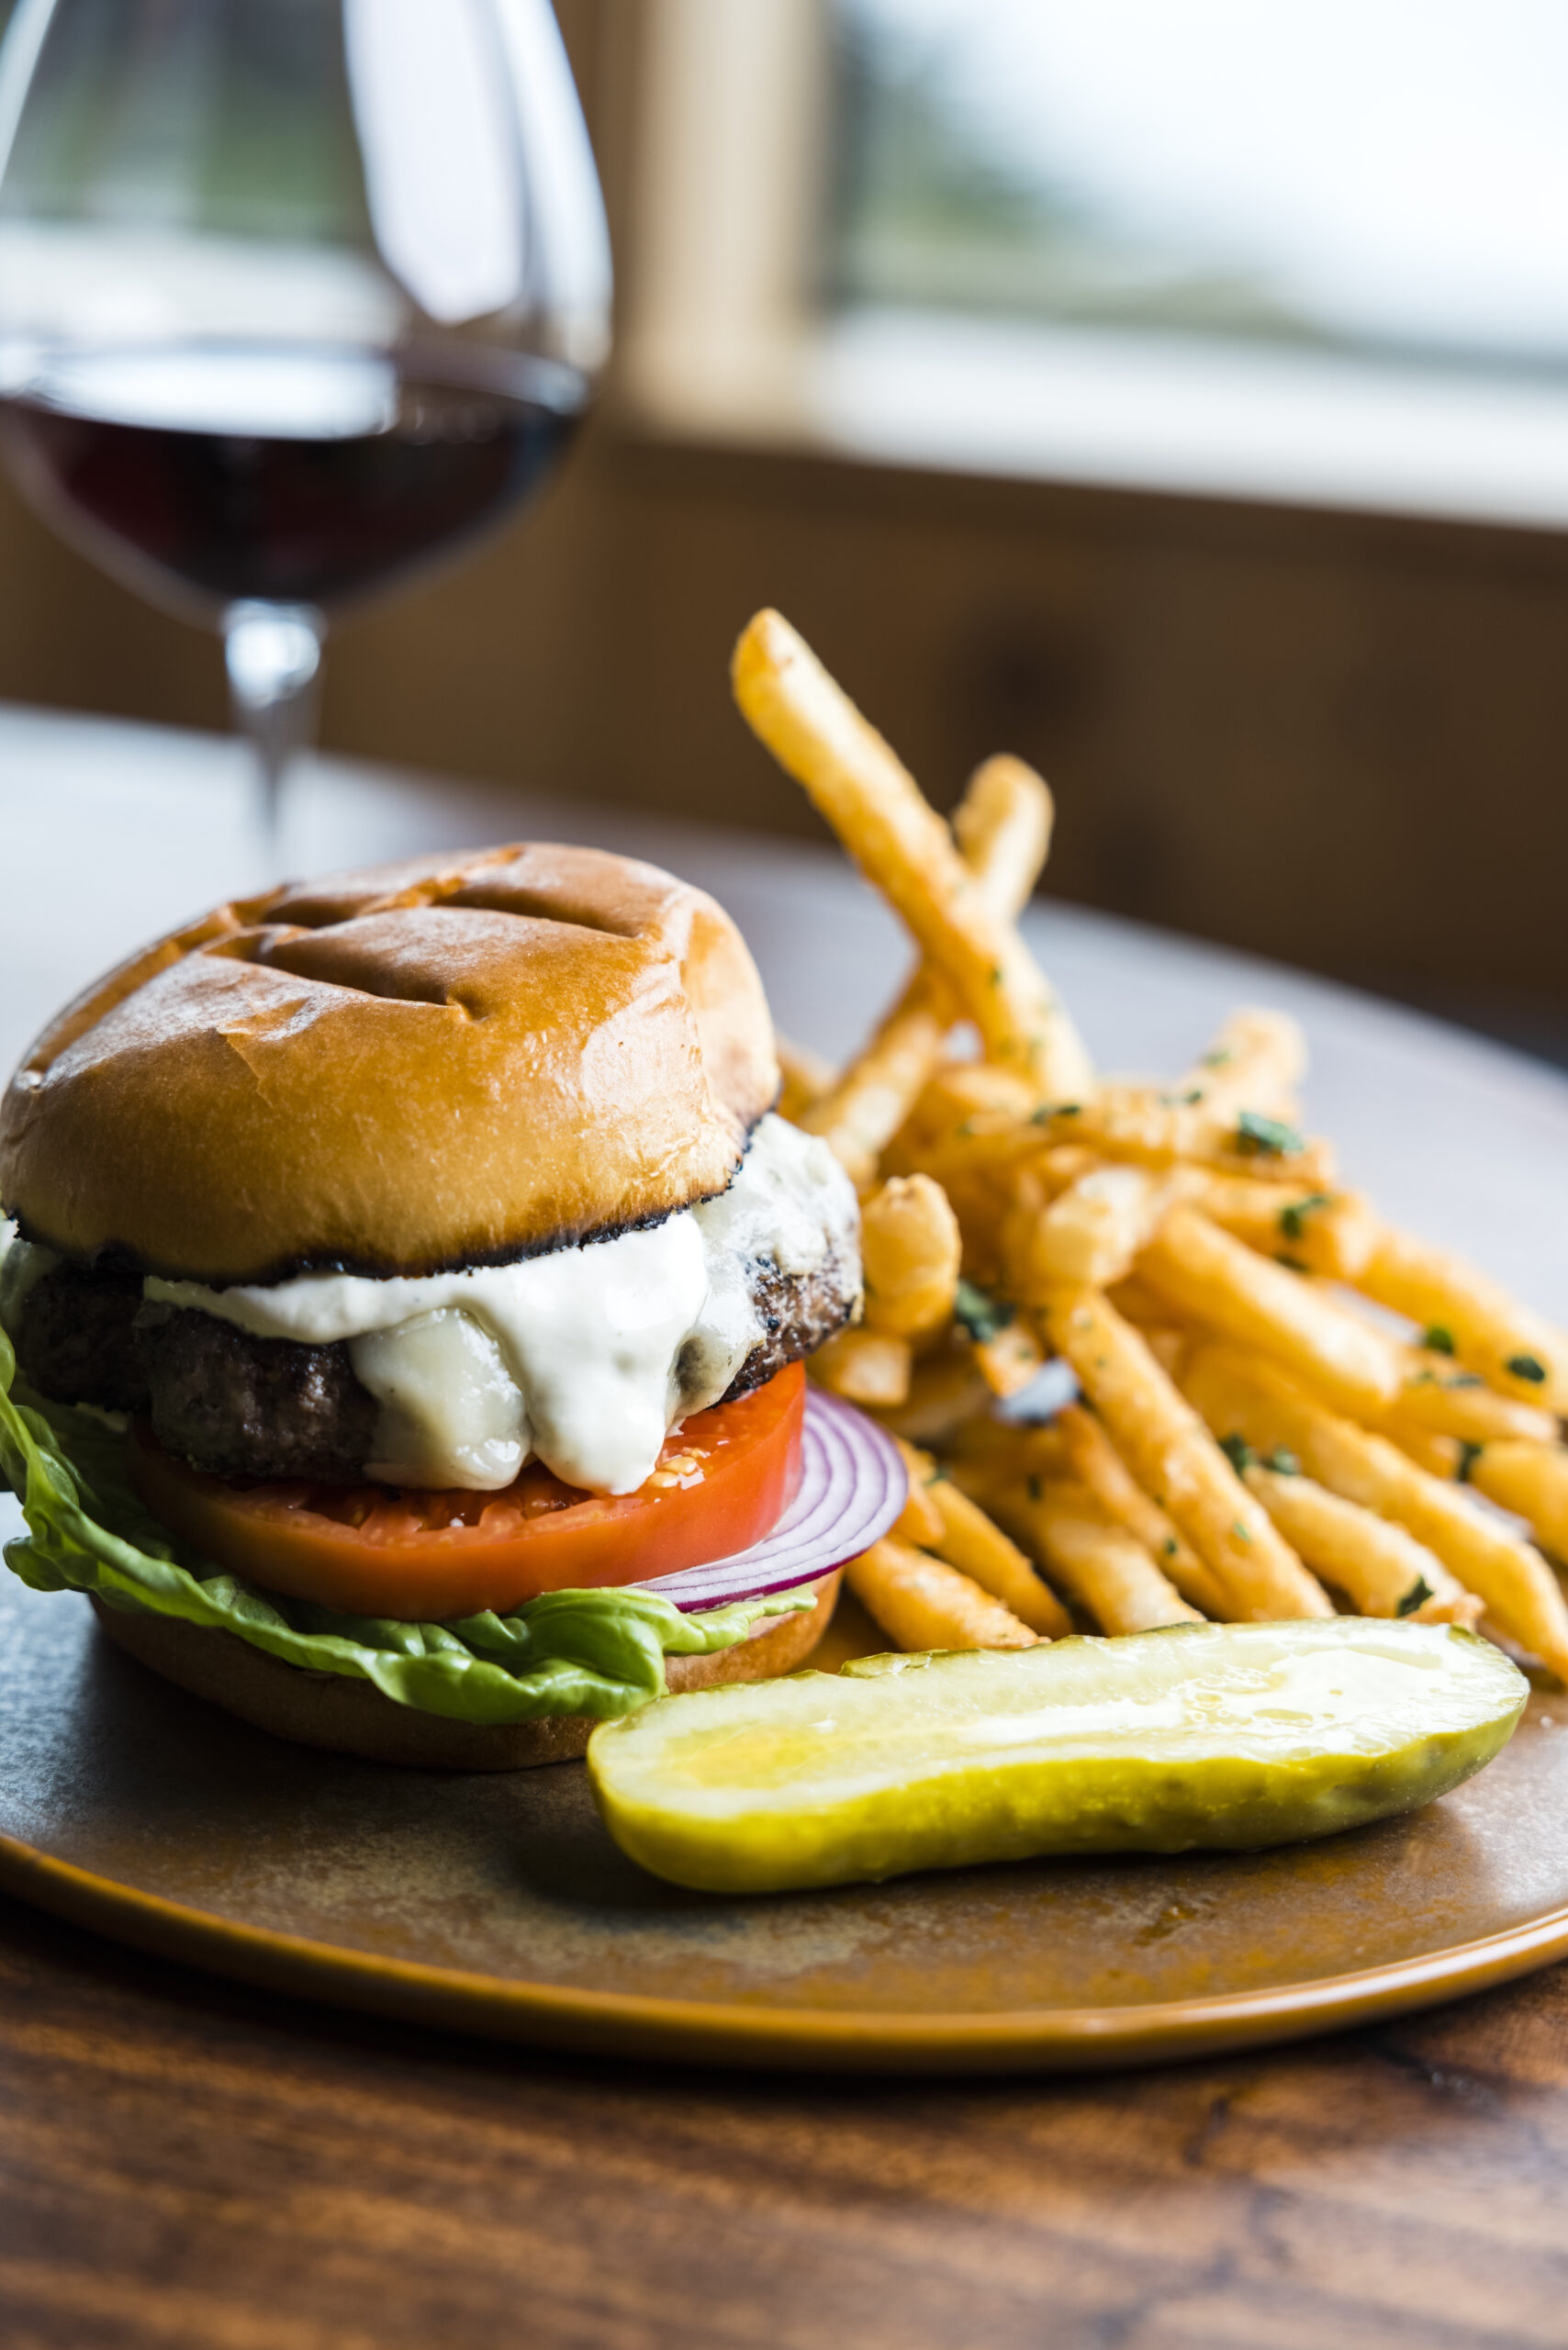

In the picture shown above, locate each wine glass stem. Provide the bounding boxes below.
[223,601,325,877]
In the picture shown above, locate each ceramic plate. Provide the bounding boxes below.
[4,1577,1567,2073]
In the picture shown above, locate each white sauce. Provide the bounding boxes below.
[143,1114,859,1495]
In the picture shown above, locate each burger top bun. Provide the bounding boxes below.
[0,844,779,1283]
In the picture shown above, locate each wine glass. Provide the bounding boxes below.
[0,0,611,868]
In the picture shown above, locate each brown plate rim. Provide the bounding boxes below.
[6,1828,1566,2075]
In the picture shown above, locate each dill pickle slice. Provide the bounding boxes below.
[586,1618,1528,1895]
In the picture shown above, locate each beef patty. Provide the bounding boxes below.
[13,1249,857,1486]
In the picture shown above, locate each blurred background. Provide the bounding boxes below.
[2,0,1566,1060]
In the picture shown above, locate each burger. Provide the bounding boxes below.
[0,843,902,1766]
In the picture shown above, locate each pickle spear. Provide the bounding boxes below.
[587,1618,1528,1895]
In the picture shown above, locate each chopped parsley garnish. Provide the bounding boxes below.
[1266,1448,1301,1475]
[1422,1325,1456,1356]
[1159,1087,1205,1107]
[1279,1192,1331,1241]
[954,1279,1014,1346]
[1275,1253,1309,1274]
[1456,1441,1484,1484]
[1234,1110,1305,1158]
[1218,1433,1254,1475]
[1395,1576,1433,1619]
[1446,1372,1483,1390]
[1201,1047,1234,1069]
[1031,1101,1081,1124]
[1163,1537,1178,1557]
[1232,1520,1252,1544]
[1506,1352,1548,1383]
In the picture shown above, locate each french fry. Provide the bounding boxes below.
[1029,1142,1107,1189]
[810,1326,913,1408]
[969,1320,1047,1398]
[1213,1307,1555,1457]
[951,752,1057,900]
[1193,1176,1379,1281]
[950,1271,1047,1394]
[1377,1417,1465,1481]
[889,1452,947,1549]
[1384,1359,1556,1447]
[1142,1327,1190,1380]
[1103,1272,1185,1330]
[946,1416,1072,1484]
[775,1035,836,1125]
[732,610,1092,1093]
[1006,1152,1373,1297]
[897,1440,1071,1637]
[1181,1341,1568,1680]
[1031,1090,1337,1186]
[846,1537,1039,1651]
[1137,1205,1400,1417]
[1468,1443,1568,1562]
[1357,1223,1568,1413]
[892,1062,1048,1156]
[860,1174,962,1342]
[1052,1402,1231,1617]
[1006,1161,1175,1294]
[871,1343,991,1444]
[890,1132,1091,1287]
[1035,1285,1332,1620]
[800,1000,950,1190]
[1175,1008,1305,1117]
[885,1122,1081,1203]
[1015,1009,1307,1181]
[799,759,1055,1185]
[1241,1463,1481,1627]
[989,1481,1202,1634]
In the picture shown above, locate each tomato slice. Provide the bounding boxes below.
[129,1362,805,1618]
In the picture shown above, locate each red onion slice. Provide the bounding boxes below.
[634,1388,907,1611]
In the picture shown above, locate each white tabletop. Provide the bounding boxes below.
[4,699,1567,1330]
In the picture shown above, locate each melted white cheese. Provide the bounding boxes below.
[144,1114,858,1495]
[0,1218,58,1331]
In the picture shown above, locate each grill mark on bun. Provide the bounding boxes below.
[261,845,519,930]
[1,843,781,1285]
[264,843,669,937]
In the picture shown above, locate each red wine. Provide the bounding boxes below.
[0,346,587,617]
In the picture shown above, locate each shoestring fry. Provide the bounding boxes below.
[733,609,1568,1677]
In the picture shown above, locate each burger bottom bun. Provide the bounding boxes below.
[89,1573,841,1771]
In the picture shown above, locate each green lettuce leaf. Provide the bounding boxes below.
[0,1327,807,1725]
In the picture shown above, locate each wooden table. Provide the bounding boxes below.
[6,707,1568,2349]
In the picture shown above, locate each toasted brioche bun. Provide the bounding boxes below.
[90,1573,840,1769]
[1,844,778,1283]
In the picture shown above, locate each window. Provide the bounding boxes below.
[832,0,1568,376]
[624,0,1568,525]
